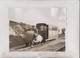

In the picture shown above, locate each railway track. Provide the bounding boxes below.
[10,37,65,51]
[10,38,56,51]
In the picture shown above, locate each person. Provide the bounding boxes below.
[39,25,47,42]
[32,25,38,33]
[36,34,43,43]
[32,34,43,45]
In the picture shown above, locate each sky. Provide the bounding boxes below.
[9,8,67,29]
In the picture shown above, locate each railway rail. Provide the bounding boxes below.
[10,36,65,51]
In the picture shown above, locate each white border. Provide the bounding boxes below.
[0,0,79,58]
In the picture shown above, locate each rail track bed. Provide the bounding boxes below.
[10,37,65,52]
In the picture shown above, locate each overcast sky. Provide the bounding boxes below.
[9,8,66,29]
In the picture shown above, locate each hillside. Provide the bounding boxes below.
[9,20,33,48]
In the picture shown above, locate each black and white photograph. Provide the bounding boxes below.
[0,0,79,58]
[9,8,66,52]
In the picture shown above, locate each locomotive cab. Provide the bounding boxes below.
[36,23,48,42]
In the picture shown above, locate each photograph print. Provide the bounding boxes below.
[9,8,66,52]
